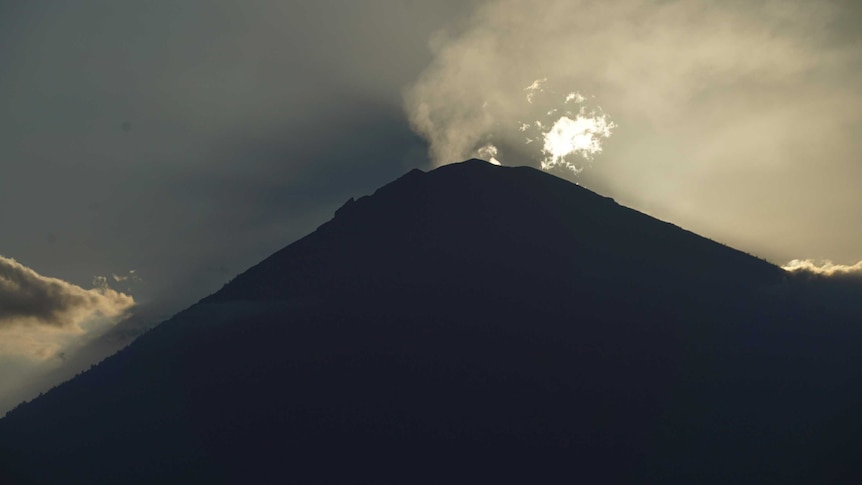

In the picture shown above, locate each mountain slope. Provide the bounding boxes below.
[1,160,860,484]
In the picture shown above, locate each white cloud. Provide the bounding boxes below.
[0,255,136,414]
[404,0,862,267]
[0,255,134,360]
[477,143,502,165]
[539,110,615,173]
[782,259,862,276]
[406,0,839,169]
[524,78,547,104]
[565,92,585,104]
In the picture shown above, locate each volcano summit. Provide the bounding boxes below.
[1,160,860,483]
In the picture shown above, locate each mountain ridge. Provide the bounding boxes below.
[1,159,859,484]
[210,158,783,306]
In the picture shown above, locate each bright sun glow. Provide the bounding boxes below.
[540,112,615,173]
[464,78,615,171]
[517,79,616,173]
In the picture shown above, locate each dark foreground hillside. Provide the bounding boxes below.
[1,160,860,484]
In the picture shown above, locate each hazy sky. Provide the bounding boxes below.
[0,0,473,412]
[406,0,862,266]
[1,0,860,413]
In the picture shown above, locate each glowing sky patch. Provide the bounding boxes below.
[413,74,615,171]
[539,111,615,173]
[517,79,617,173]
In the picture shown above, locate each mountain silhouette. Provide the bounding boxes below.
[1,159,860,484]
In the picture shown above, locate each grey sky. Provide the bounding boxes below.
[1,1,469,297]
[1,0,861,413]
[0,0,472,413]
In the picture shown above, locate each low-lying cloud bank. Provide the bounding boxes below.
[0,255,135,414]
[783,259,862,277]
[0,256,134,359]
